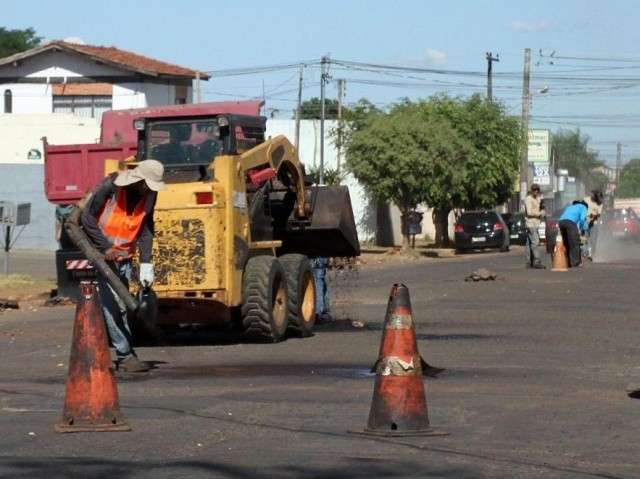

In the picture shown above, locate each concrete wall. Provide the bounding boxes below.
[0,114,101,250]
[0,164,55,250]
[0,113,100,164]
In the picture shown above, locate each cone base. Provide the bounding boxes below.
[55,421,131,433]
[349,427,448,437]
[551,267,568,272]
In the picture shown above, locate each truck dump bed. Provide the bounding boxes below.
[44,140,136,204]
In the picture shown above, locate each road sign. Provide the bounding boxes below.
[528,129,551,165]
[533,164,551,186]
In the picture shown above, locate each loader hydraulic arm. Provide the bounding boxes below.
[239,135,307,218]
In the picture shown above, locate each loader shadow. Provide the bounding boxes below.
[129,362,375,381]
[138,319,370,347]
[0,456,484,479]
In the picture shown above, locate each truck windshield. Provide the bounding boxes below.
[144,119,223,167]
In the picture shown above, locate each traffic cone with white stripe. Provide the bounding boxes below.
[552,230,569,272]
[358,284,446,437]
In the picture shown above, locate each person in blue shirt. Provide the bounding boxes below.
[558,200,590,267]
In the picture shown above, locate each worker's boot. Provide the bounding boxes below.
[118,355,150,373]
[531,262,546,269]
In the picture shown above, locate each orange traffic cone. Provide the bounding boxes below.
[55,281,130,433]
[551,231,568,272]
[359,284,446,437]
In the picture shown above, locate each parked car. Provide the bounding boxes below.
[500,212,527,245]
[605,208,640,241]
[454,211,509,253]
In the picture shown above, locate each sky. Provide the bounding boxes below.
[5,0,640,165]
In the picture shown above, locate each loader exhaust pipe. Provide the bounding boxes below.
[65,205,139,312]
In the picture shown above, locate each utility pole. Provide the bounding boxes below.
[195,72,202,104]
[336,78,345,173]
[319,55,329,184]
[294,64,304,150]
[486,52,499,102]
[616,142,622,194]
[519,48,531,207]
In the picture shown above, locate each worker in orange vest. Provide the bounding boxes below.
[81,160,165,372]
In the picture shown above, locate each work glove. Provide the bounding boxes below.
[139,263,155,287]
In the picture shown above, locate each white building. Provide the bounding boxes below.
[0,39,208,118]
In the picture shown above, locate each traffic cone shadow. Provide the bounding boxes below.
[355,283,447,437]
[55,281,130,433]
[551,231,569,272]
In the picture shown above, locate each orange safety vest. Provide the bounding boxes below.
[97,188,149,258]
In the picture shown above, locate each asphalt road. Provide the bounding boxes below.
[1,246,639,478]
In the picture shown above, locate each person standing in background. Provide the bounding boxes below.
[524,184,546,269]
[583,190,604,259]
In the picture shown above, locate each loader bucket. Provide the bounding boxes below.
[280,186,360,258]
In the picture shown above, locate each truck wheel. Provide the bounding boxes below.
[279,254,316,337]
[241,256,288,342]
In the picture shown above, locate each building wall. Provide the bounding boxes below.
[2,84,52,114]
[0,113,100,164]
[0,114,101,250]
[0,164,55,250]
[112,82,192,110]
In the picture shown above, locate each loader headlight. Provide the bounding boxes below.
[133,119,146,131]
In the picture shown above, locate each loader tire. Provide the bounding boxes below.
[279,254,316,337]
[241,256,288,342]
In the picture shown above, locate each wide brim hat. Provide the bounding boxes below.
[114,159,166,191]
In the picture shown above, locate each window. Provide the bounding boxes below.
[144,118,223,167]
[175,85,188,105]
[52,95,112,120]
[3,89,12,113]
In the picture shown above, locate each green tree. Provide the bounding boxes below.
[617,158,640,198]
[332,98,381,152]
[0,27,41,58]
[298,97,341,119]
[344,95,520,248]
[345,101,472,248]
[306,166,344,186]
[402,95,521,244]
[552,129,606,191]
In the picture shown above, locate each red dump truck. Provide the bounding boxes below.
[45,101,264,298]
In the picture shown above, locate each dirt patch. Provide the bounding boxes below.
[0,274,54,308]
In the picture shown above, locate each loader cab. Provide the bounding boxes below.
[134,114,266,182]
